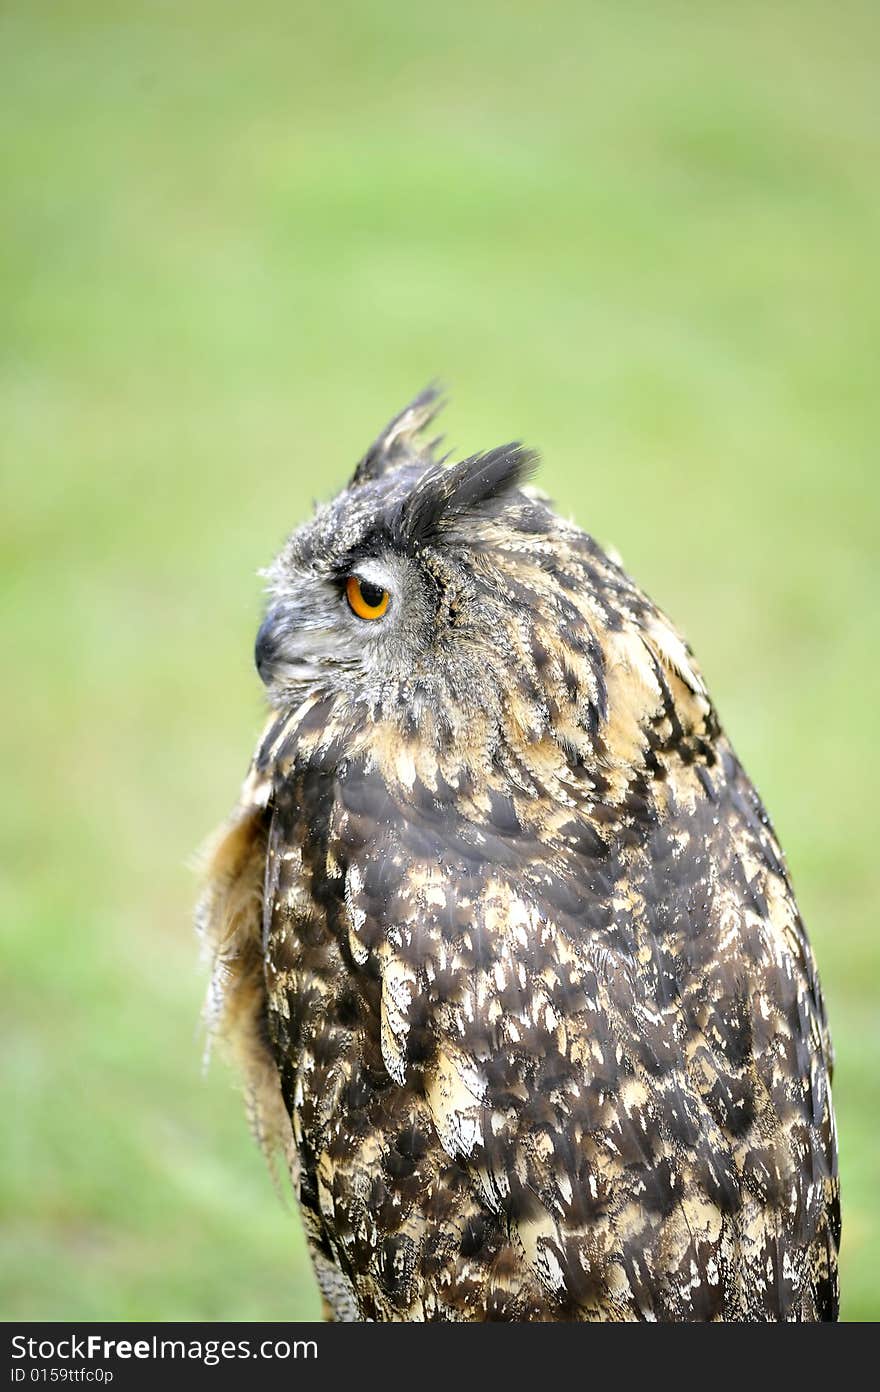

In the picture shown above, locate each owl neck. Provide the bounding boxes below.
[254,601,716,828]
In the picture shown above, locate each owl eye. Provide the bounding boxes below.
[345,574,391,621]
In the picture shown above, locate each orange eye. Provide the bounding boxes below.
[345,574,390,621]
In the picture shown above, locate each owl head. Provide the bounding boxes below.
[254,388,645,761]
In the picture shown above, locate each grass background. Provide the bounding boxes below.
[1,0,877,1321]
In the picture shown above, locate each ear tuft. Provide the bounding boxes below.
[396,443,539,547]
[351,383,446,485]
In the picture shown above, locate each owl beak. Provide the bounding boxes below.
[254,614,279,685]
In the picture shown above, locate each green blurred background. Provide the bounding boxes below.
[2,0,877,1322]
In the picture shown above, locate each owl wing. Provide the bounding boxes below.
[292,742,839,1321]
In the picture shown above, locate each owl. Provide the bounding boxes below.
[198,387,839,1321]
